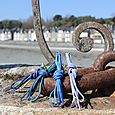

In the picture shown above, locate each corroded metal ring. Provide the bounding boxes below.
[72,21,114,52]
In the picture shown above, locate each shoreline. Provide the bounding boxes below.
[0,40,109,51]
[0,41,114,67]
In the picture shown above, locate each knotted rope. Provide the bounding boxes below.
[66,53,84,109]
[6,67,45,92]
[20,62,56,102]
[49,51,64,107]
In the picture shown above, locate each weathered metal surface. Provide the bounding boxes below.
[72,21,114,52]
[32,1,114,62]
[77,68,115,92]
[31,0,115,98]
[32,0,54,63]
[77,67,95,76]
[93,51,115,71]
[73,37,94,52]
[38,51,115,95]
[41,68,115,95]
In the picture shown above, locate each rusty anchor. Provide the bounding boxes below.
[41,68,115,95]
[39,51,115,95]
[32,0,114,63]
[31,0,115,96]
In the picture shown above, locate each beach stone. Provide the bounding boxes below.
[1,66,39,80]
[110,91,115,97]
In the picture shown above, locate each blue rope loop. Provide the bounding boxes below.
[20,61,56,102]
[49,51,64,107]
[6,67,44,92]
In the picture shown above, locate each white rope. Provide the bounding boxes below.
[66,53,84,109]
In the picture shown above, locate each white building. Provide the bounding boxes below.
[0,29,115,44]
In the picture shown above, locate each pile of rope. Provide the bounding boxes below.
[6,51,84,109]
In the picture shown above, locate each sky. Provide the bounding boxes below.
[0,0,115,21]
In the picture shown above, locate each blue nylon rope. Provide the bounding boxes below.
[6,67,44,92]
[66,53,84,109]
[20,61,56,102]
[49,51,64,107]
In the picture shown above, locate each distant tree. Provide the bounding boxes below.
[52,20,62,27]
[2,19,22,29]
[44,15,97,28]
[112,17,115,27]
[53,15,62,22]
[44,19,53,29]
[2,20,10,29]
[60,16,68,27]
[105,19,113,27]
[96,18,105,24]
[77,16,95,24]
[22,16,34,29]
[52,15,63,27]
[68,15,78,27]
[0,21,3,29]
[84,16,95,21]
[9,20,22,29]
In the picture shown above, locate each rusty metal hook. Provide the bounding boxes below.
[32,0,114,63]
[32,0,54,63]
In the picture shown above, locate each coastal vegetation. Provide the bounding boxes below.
[0,15,115,30]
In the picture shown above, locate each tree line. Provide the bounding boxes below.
[0,16,34,30]
[45,15,115,29]
[0,15,115,30]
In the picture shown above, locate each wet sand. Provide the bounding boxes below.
[0,41,114,67]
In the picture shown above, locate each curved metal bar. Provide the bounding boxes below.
[93,51,115,71]
[41,68,115,95]
[32,0,54,63]
[77,67,95,76]
[32,1,114,64]
[72,21,114,52]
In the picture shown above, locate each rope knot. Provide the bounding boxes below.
[19,62,56,102]
[30,67,44,79]
[49,51,64,107]
[38,68,48,76]
[53,70,63,80]
[67,61,77,78]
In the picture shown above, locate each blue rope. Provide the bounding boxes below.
[20,61,56,102]
[6,67,44,92]
[49,51,64,107]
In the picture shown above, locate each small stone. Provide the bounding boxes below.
[110,91,115,97]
